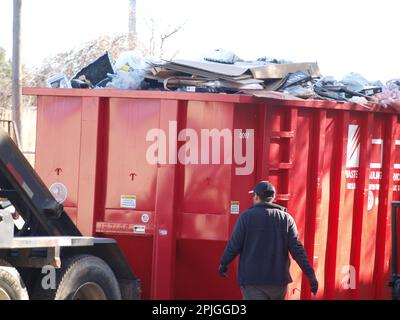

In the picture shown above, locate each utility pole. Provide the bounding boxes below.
[128,0,137,48]
[12,0,22,143]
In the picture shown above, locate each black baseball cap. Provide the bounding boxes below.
[248,181,276,198]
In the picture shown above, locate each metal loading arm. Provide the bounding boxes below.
[0,129,81,237]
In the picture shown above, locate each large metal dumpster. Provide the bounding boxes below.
[23,88,400,300]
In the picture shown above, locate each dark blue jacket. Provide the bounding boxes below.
[220,202,316,286]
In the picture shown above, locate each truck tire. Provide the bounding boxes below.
[34,254,121,300]
[0,260,29,300]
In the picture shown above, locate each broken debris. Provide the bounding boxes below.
[46,73,71,89]
[44,48,400,111]
[72,52,114,88]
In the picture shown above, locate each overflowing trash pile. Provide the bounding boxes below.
[46,49,400,112]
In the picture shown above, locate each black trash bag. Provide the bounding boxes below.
[278,71,312,91]
[72,52,114,88]
[313,85,348,101]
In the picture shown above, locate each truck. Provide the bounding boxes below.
[0,128,140,300]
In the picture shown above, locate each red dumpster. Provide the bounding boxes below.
[23,88,400,300]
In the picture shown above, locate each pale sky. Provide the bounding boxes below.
[0,0,399,82]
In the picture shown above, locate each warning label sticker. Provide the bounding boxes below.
[230,201,240,214]
[120,195,137,209]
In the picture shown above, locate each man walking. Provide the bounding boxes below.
[219,181,318,300]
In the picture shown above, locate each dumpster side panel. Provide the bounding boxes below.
[334,114,357,299]
[324,111,347,299]
[310,112,333,300]
[230,102,260,292]
[35,96,81,208]
[150,99,181,299]
[175,102,258,299]
[286,111,311,300]
[181,101,233,217]
[175,101,235,299]
[35,96,102,236]
[100,98,162,299]
[358,115,384,299]
[105,98,160,211]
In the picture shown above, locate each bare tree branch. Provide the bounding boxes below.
[159,21,187,59]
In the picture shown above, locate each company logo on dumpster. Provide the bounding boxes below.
[346,125,361,168]
[145,121,254,175]
[345,124,400,196]
[346,125,383,170]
